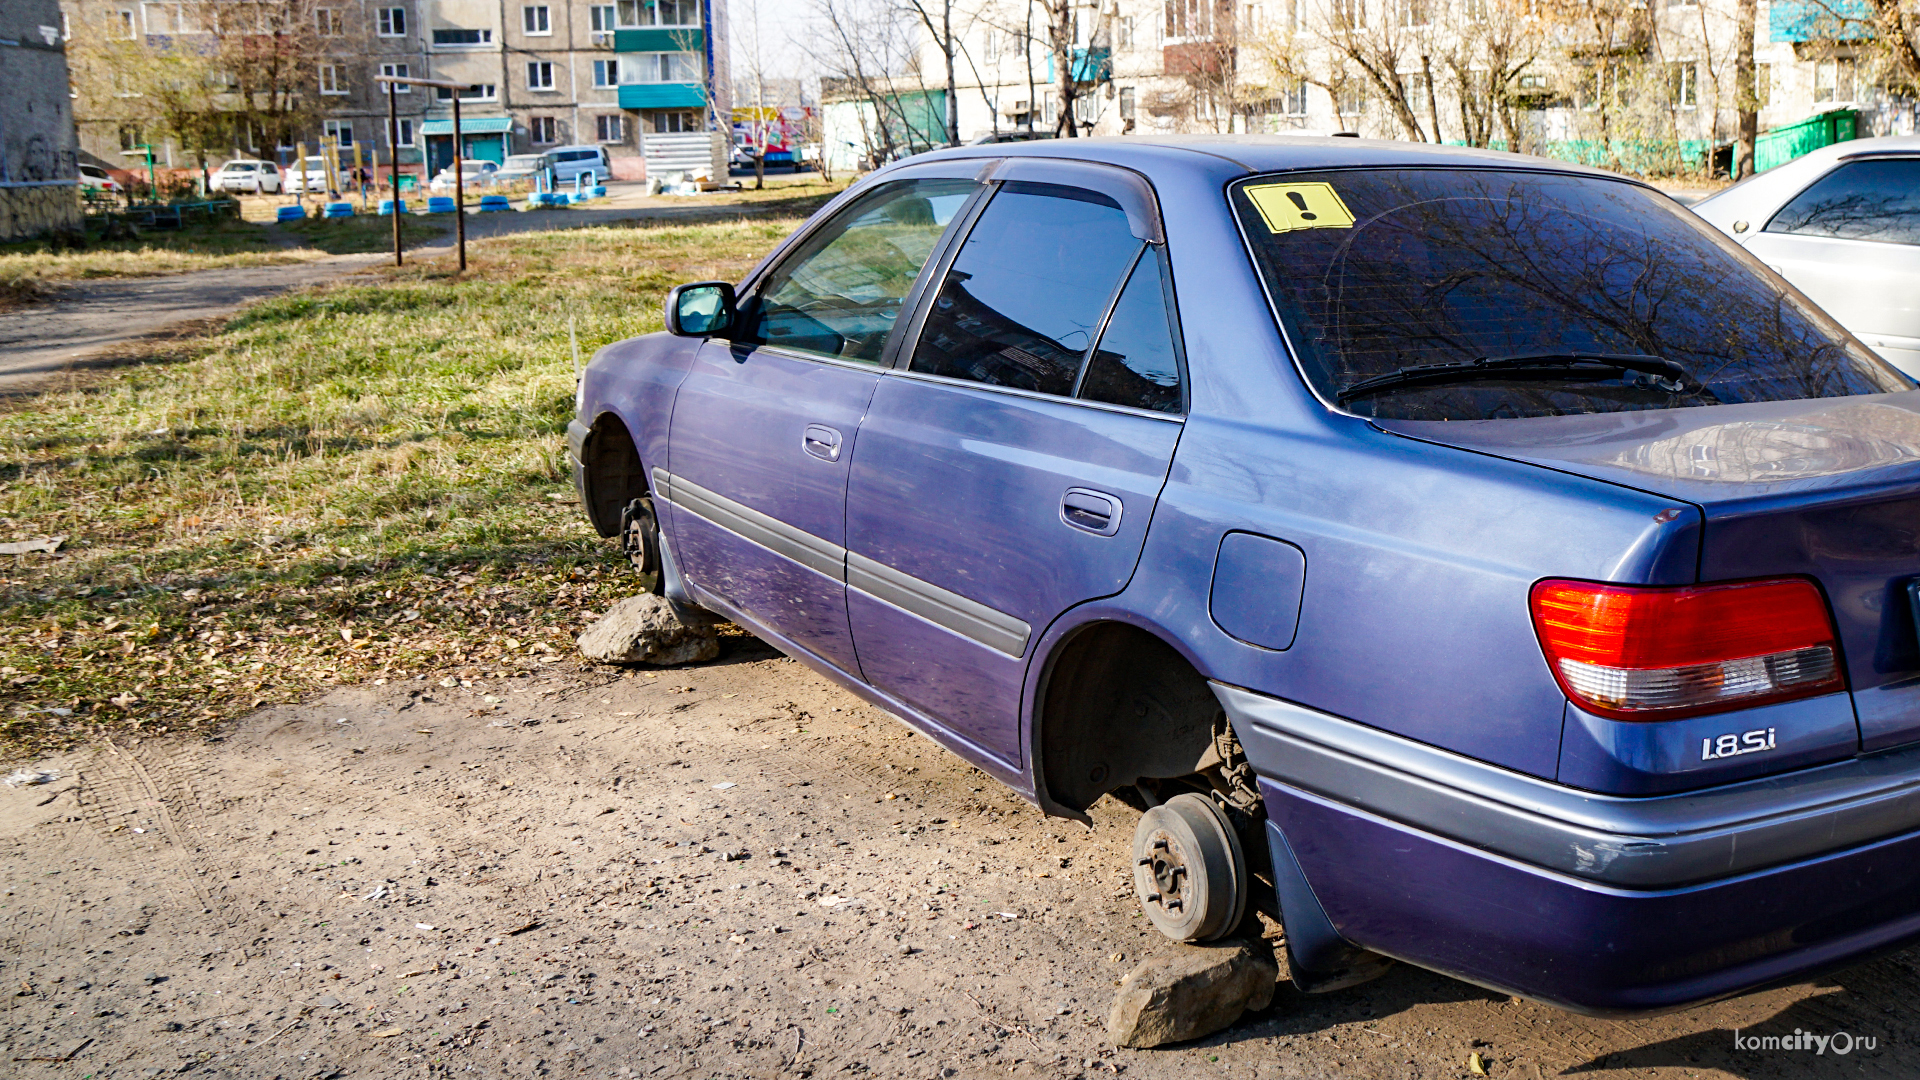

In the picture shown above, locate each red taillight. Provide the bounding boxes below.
[1529,578,1845,721]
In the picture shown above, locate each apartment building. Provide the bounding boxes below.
[59,0,730,183]
[830,0,1917,174]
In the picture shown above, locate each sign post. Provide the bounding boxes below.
[377,74,469,272]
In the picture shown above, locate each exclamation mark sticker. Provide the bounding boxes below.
[1244,182,1357,233]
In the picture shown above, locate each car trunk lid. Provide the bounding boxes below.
[1375,390,1920,752]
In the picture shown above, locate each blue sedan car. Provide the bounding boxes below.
[569,136,1920,1015]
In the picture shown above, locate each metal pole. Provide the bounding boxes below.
[452,93,466,273]
[388,80,402,267]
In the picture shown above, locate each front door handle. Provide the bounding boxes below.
[1061,488,1122,536]
[802,424,843,462]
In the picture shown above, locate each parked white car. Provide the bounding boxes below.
[1693,135,1920,376]
[547,144,610,185]
[428,160,499,192]
[492,153,555,189]
[210,159,283,194]
[77,163,122,194]
[286,156,334,194]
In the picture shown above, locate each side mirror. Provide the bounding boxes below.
[665,281,737,337]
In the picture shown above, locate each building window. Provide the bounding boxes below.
[119,123,145,151]
[1666,61,1697,107]
[432,27,493,45]
[323,119,354,145]
[628,51,699,83]
[1330,0,1365,28]
[319,64,347,95]
[1118,15,1135,48]
[115,8,135,37]
[651,110,698,132]
[528,61,555,89]
[1336,83,1365,116]
[523,5,550,33]
[434,83,498,101]
[593,59,619,86]
[1814,57,1856,103]
[377,7,405,36]
[531,116,558,143]
[380,62,411,90]
[1397,0,1426,27]
[616,0,699,27]
[1283,78,1308,115]
[596,114,626,142]
[1118,86,1136,120]
[590,3,616,30]
[1164,0,1212,38]
[316,8,343,35]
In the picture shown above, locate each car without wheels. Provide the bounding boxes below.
[569,136,1920,1015]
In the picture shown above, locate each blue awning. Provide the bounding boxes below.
[420,117,515,136]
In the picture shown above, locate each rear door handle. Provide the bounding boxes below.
[1061,488,1122,536]
[802,424,843,462]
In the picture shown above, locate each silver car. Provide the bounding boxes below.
[1693,135,1920,376]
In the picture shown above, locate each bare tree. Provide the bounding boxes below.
[904,0,966,144]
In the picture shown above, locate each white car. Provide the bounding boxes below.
[1693,135,1920,376]
[428,160,499,192]
[547,145,610,185]
[286,155,334,194]
[491,153,554,189]
[210,159,283,194]
[77,163,121,194]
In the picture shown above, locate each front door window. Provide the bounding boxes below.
[734,178,979,364]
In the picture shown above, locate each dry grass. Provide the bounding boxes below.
[0,211,808,757]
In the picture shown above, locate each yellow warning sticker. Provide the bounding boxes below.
[1244,182,1357,234]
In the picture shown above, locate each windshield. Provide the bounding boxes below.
[1231,169,1908,421]
[223,162,257,172]
[502,156,545,168]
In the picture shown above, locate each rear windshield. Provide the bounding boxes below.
[1230,168,1908,421]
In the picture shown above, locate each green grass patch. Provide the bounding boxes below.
[0,217,318,299]
[0,213,806,756]
[278,213,450,254]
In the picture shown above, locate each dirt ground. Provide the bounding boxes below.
[1,632,1914,1080]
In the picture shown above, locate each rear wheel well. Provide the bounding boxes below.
[582,412,648,538]
[1037,623,1240,816]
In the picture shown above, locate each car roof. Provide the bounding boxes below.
[883,134,1635,185]
[1692,133,1920,227]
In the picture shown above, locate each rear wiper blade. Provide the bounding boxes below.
[1336,352,1697,403]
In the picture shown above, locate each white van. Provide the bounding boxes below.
[547,145,611,185]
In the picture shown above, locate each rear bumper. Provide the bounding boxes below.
[1219,683,1920,1013]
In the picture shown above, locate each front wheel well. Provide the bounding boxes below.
[581,412,648,538]
[1036,623,1238,816]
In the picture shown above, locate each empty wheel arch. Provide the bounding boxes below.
[1034,622,1260,820]
[580,412,649,538]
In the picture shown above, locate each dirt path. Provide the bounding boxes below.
[0,639,1911,1079]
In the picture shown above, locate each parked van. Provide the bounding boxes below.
[547,145,611,184]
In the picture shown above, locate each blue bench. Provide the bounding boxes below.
[378,199,409,216]
[477,194,512,212]
[275,205,307,223]
[323,201,354,218]
[427,196,458,214]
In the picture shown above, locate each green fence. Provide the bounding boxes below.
[1451,138,1713,175]
[1743,109,1858,174]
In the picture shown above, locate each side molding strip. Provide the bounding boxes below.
[653,468,845,580]
[847,551,1032,658]
[651,466,1032,657]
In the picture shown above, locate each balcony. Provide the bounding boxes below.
[613,27,703,52]
[618,82,706,110]
[1045,47,1112,84]
[1770,0,1873,42]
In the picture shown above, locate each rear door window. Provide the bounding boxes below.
[734,178,978,364]
[1765,159,1920,245]
[909,181,1175,405]
[1230,168,1908,421]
